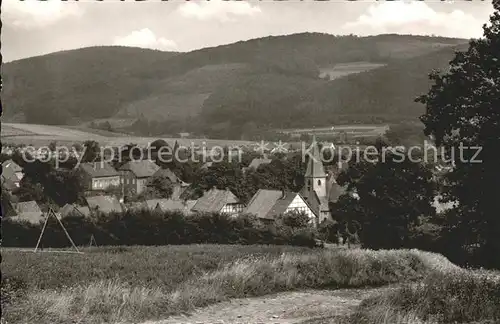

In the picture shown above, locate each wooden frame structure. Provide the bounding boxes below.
[34,208,82,254]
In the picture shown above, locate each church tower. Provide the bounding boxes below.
[303,136,327,199]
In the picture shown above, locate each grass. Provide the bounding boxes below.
[348,268,500,324]
[1,122,256,148]
[2,245,307,291]
[2,246,456,324]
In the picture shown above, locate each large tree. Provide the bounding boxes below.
[416,1,500,268]
[335,148,436,249]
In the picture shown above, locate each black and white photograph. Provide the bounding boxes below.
[1,0,500,323]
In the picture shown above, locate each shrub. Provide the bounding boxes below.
[2,210,319,248]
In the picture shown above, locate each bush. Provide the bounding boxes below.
[2,210,318,248]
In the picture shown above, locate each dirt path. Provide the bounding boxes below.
[142,287,393,324]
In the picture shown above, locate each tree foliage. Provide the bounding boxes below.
[416,2,500,268]
[335,148,436,249]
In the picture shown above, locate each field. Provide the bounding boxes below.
[1,123,256,149]
[5,245,498,324]
[318,62,386,81]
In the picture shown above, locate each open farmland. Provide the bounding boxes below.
[1,123,256,148]
[1,124,37,137]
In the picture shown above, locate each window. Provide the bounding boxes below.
[318,180,321,185]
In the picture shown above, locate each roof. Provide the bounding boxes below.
[171,185,187,200]
[1,175,18,190]
[11,201,44,224]
[244,189,299,220]
[147,199,188,212]
[2,160,23,184]
[326,172,346,203]
[126,201,148,212]
[86,195,123,214]
[300,188,320,214]
[119,160,160,178]
[152,168,178,183]
[79,162,119,178]
[201,162,214,170]
[248,158,272,170]
[2,160,22,173]
[304,138,326,178]
[319,196,330,211]
[60,204,91,218]
[191,188,240,213]
[2,197,17,217]
[185,200,198,212]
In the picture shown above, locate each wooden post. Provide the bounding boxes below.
[89,234,97,250]
[51,209,80,253]
[34,214,50,253]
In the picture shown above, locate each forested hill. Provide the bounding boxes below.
[2,33,468,138]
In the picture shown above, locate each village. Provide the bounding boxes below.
[1,137,351,231]
[3,1,500,322]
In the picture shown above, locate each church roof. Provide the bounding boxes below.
[304,137,326,178]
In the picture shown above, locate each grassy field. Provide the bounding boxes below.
[1,123,256,148]
[2,245,476,324]
[346,268,500,324]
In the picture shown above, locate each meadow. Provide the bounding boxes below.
[4,245,497,324]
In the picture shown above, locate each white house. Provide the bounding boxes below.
[244,189,317,225]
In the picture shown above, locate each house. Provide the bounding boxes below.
[127,201,148,212]
[79,162,121,191]
[118,160,160,195]
[150,168,189,199]
[190,188,244,215]
[59,203,91,218]
[247,158,272,170]
[2,197,17,217]
[244,189,317,225]
[1,175,19,191]
[85,195,124,214]
[2,160,23,188]
[242,157,272,173]
[200,161,214,170]
[2,146,14,155]
[9,201,44,224]
[145,198,197,214]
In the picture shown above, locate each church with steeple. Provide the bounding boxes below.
[300,137,344,224]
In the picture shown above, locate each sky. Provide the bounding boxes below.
[2,0,496,62]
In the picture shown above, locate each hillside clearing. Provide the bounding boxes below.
[319,61,386,81]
